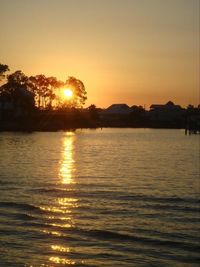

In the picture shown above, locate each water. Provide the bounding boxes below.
[0,128,199,267]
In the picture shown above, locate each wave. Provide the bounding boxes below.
[0,201,41,212]
[80,229,200,253]
[119,194,200,204]
[29,187,73,193]
[0,211,36,222]
[139,203,200,213]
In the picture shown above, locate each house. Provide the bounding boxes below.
[149,101,184,126]
[98,104,132,126]
[104,104,132,114]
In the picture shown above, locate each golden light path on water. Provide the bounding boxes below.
[59,132,76,185]
[47,132,80,265]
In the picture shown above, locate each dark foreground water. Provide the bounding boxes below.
[0,129,199,267]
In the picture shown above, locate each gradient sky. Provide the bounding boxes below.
[0,0,199,108]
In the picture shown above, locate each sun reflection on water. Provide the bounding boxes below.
[59,132,76,185]
[51,245,70,253]
[58,197,78,207]
[46,132,78,265]
[49,256,75,265]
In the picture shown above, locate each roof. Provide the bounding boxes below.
[105,104,132,114]
[150,102,182,110]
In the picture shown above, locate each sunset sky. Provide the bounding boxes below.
[0,0,199,108]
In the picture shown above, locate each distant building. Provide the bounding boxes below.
[150,101,182,110]
[104,104,132,114]
[149,101,184,124]
[98,104,132,127]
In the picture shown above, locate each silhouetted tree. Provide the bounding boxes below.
[47,77,64,109]
[129,105,146,125]
[29,75,64,109]
[0,65,87,114]
[29,75,48,109]
[0,70,28,97]
[7,70,28,85]
[187,104,194,110]
[166,101,174,106]
[65,76,87,107]
[88,104,99,120]
[0,70,35,113]
[0,64,9,81]
[131,105,145,116]
[186,104,200,116]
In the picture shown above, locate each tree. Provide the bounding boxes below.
[129,105,146,124]
[7,70,28,85]
[187,104,194,110]
[29,75,64,109]
[0,64,9,81]
[65,76,87,107]
[0,70,35,112]
[0,70,29,97]
[29,75,48,109]
[0,66,87,111]
[46,77,64,109]
[166,101,174,106]
[88,104,99,120]
[131,105,145,115]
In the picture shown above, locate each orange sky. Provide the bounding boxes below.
[0,0,199,108]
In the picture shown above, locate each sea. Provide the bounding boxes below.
[0,128,199,267]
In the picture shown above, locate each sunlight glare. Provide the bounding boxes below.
[63,88,73,99]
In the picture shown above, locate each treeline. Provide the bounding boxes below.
[0,63,87,110]
[0,63,199,131]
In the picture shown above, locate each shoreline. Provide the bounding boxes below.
[0,110,198,133]
[0,124,186,132]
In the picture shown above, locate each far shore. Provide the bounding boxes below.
[0,121,189,133]
[0,104,199,133]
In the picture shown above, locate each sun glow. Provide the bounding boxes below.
[63,88,73,99]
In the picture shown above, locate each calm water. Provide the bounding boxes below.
[0,129,199,267]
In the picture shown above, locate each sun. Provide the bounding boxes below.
[63,88,73,99]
